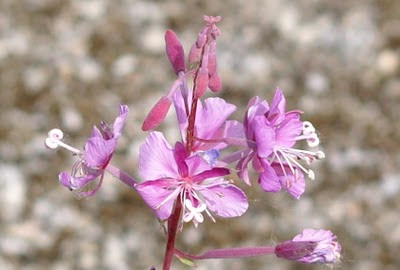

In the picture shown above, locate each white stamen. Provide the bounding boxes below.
[316,151,325,159]
[182,200,206,225]
[302,121,315,135]
[307,133,320,147]
[48,128,64,140]
[308,170,315,180]
[45,129,65,149]
[45,137,59,149]
[45,128,82,154]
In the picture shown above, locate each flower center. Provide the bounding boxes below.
[272,121,325,180]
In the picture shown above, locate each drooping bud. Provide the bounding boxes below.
[194,44,210,98]
[275,229,341,264]
[208,71,222,92]
[207,40,217,76]
[195,30,208,49]
[193,67,209,99]
[165,30,186,75]
[142,96,172,131]
[189,43,202,64]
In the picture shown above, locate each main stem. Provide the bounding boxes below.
[162,36,206,269]
[162,199,182,270]
[162,73,199,270]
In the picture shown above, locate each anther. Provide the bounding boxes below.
[308,170,315,180]
[48,128,64,140]
[315,151,325,159]
[302,121,315,135]
[307,133,320,147]
[45,129,64,149]
[45,138,59,149]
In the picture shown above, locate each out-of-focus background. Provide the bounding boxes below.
[0,0,399,269]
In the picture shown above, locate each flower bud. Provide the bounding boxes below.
[275,229,341,264]
[142,96,172,131]
[165,30,186,75]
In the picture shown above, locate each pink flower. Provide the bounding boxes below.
[45,105,129,197]
[237,88,324,199]
[173,89,244,153]
[275,229,341,264]
[136,132,248,226]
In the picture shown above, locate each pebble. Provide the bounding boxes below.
[0,164,26,222]
[112,54,137,77]
[61,106,83,132]
[376,50,399,75]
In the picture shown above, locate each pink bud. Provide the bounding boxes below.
[194,67,209,98]
[196,28,208,48]
[165,30,186,74]
[208,72,222,92]
[208,40,217,76]
[142,96,172,131]
[189,43,201,64]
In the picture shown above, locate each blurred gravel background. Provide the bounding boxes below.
[0,0,399,269]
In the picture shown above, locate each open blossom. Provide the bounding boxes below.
[135,132,248,226]
[237,88,324,199]
[173,89,244,155]
[275,229,341,264]
[45,105,129,197]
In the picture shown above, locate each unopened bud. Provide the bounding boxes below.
[194,67,209,98]
[142,96,172,131]
[189,43,201,64]
[208,71,222,92]
[165,30,186,74]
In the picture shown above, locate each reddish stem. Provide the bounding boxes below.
[185,97,198,153]
[163,32,208,270]
[162,200,182,270]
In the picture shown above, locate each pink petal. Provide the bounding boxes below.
[172,89,189,140]
[89,126,102,139]
[253,117,275,158]
[244,98,269,139]
[165,30,186,74]
[84,137,116,168]
[185,154,212,177]
[192,167,230,183]
[201,183,248,218]
[195,97,236,142]
[267,88,286,125]
[173,142,188,177]
[236,151,254,185]
[275,112,302,148]
[139,132,179,180]
[201,120,244,151]
[112,105,129,136]
[272,163,305,199]
[258,161,281,192]
[135,179,180,220]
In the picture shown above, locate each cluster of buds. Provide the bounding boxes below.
[46,15,341,270]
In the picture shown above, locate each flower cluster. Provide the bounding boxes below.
[46,15,341,270]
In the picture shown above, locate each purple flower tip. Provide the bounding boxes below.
[275,229,341,264]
